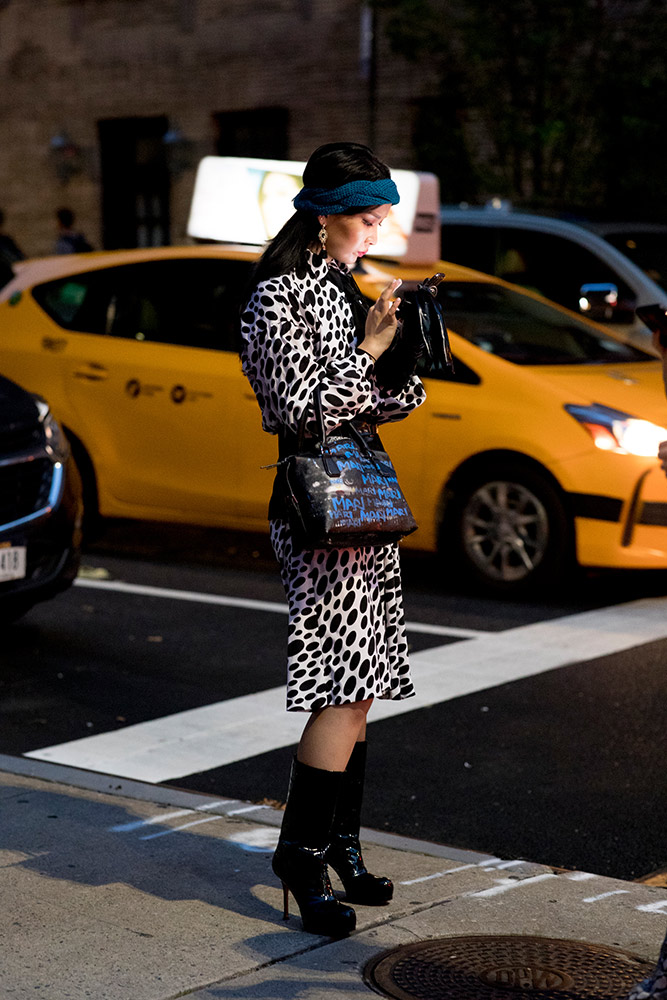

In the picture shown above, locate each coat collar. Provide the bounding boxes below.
[304,249,351,281]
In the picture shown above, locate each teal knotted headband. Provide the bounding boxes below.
[292,177,400,214]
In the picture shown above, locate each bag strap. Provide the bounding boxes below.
[294,384,391,477]
[295,383,326,452]
[312,387,344,476]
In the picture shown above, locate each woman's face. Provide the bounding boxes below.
[318,203,392,267]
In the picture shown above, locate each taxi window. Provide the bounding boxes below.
[106,258,252,351]
[32,273,112,334]
[32,258,253,351]
[437,282,651,365]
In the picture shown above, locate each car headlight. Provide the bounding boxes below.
[33,396,69,462]
[565,403,667,457]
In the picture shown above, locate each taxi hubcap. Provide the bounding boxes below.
[463,480,549,582]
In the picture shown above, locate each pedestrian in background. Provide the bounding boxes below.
[0,208,24,288]
[627,325,667,999]
[54,207,93,254]
[240,142,425,937]
[0,208,24,265]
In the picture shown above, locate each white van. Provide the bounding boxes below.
[440,207,667,351]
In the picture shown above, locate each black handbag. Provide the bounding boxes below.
[396,272,453,373]
[281,388,417,548]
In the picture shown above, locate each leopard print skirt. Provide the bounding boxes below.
[270,518,416,712]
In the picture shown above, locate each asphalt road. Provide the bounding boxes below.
[3,520,667,883]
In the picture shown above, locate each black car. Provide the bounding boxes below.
[0,375,83,623]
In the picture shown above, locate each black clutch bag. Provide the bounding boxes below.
[282,388,417,549]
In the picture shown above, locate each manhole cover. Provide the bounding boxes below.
[363,935,653,999]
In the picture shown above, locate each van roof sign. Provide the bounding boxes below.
[187,156,440,264]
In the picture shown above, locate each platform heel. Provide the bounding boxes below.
[272,758,356,937]
[325,741,393,905]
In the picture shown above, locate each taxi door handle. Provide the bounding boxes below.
[42,336,68,352]
[72,362,109,382]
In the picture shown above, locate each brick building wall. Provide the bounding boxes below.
[0,0,439,256]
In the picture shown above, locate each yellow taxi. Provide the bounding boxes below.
[0,243,666,595]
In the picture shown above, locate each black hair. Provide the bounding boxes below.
[57,207,75,228]
[248,142,391,287]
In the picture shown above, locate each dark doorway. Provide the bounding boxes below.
[214,107,289,159]
[98,117,171,250]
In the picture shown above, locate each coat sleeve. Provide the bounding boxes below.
[374,375,426,425]
[240,275,425,435]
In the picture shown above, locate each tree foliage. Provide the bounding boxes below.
[374,0,667,217]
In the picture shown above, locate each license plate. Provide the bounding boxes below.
[0,546,27,582]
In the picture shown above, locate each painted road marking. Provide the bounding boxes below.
[464,871,667,916]
[73,576,486,639]
[140,815,224,840]
[399,859,527,886]
[226,804,273,816]
[400,863,481,885]
[468,873,559,898]
[111,800,232,833]
[27,596,667,783]
[107,813,667,915]
[484,860,526,870]
[583,890,631,902]
[637,900,667,914]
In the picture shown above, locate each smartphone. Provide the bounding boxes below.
[636,303,667,347]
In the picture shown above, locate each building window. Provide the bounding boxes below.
[98,116,171,250]
[214,107,289,159]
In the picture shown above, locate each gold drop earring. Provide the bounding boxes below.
[318,224,328,253]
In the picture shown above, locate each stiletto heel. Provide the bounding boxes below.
[325,742,393,905]
[272,758,356,937]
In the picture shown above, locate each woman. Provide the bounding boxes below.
[240,142,425,937]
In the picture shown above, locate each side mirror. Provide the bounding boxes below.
[578,283,636,323]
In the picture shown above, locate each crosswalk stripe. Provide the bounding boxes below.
[26,596,667,782]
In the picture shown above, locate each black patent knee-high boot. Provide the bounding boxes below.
[272,758,356,937]
[325,741,393,904]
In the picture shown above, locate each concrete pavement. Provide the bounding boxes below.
[2,753,666,1000]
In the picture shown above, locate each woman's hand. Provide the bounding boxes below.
[358,279,402,361]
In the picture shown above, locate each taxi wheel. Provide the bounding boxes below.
[444,462,573,595]
[65,431,101,540]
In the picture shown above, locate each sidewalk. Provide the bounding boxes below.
[2,753,666,1000]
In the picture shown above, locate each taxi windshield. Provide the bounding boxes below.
[437,282,652,365]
